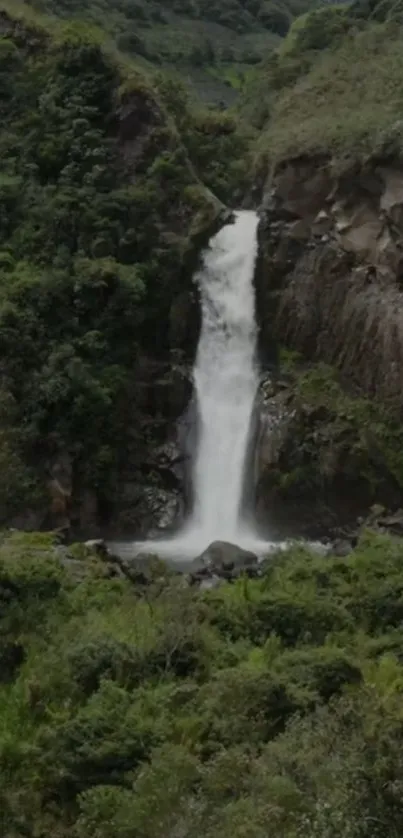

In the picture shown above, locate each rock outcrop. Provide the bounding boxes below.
[255,156,403,535]
[254,365,403,539]
[256,155,403,407]
[191,540,259,582]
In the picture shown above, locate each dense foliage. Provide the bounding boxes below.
[2,2,403,835]
[0,4,253,525]
[267,360,403,500]
[242,0,403,160]
[22,0,321,103]
[3,530,403,835]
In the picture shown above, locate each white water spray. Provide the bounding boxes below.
[182,209,259,545]
[111,210,280,561]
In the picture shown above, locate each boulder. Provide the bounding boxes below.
[381,509,403,536]
[84,539,109,559]
[192,540,258,578]
[329,538,353,558]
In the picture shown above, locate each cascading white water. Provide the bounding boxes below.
[182,209,259,545]
[110,209,281,561]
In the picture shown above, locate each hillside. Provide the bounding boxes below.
[3,529,403,836]
[242,0,403,156]
[0,1,254,535]
[250,1,403,534]
[24,0,320,103]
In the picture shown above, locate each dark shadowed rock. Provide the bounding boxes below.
[329,538,353,558]
[84,539,110,559]
[0,642,25,684]
[257,158,403,413]
[112,483,183,538]
[379,509,403,537]
[192,540,259,578]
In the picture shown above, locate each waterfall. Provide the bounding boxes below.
[111,210,276,561]
[182,210,259,545]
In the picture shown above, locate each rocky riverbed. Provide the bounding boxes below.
[62,504,403,590]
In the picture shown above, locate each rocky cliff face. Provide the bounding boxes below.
[255,155,403,536]
[257,155,403,403]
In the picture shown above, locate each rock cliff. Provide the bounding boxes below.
[255,154,403,536]
[257,155,403,401]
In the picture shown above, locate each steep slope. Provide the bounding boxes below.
[23,0,320,103]
[4,529,403,837]
[249,5,403,534]
[0,3,230,535]
[241,0,403,152]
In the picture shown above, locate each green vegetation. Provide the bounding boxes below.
[293,363,403,489]
[2,2,403,832]
[3,529,403,834]
[155,73,252,199]
[264,361,403,506]
[22,0,322,103]
[0,3,255,524]
[242,0,403,161]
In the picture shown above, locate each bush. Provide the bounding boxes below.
[197,666,297,749]
[37,680,163,796]
[2,531,403,833]
[273,646,362,703]
[67,636,141,694]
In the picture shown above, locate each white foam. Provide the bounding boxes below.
[113,211,287,562]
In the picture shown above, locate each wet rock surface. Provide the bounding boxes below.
[85,537,264,587]
[94,359,194,540]
[61,504,403,587]
[190,540,259,583]
[111,484,183,539]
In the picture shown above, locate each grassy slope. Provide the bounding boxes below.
[261,22,403,161]
[238,0,403,164]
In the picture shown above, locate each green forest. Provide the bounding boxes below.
[0,1,250,529]
[24,0,318,103]
[3,529,403,836]
[3,0,403,534]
